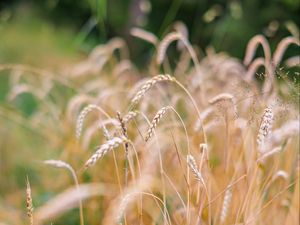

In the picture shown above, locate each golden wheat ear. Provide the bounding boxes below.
[220,184,233,224]
[75,104,109,139]
[257,106,274,154]
[26,176,34,225]
[130,74,175,107]
[84,136,129,169]
[187,154,205,186]
[145,106,171,142]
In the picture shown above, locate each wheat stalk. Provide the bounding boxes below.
[130,27,158,45]
[220,185,232,224]
[208,93,234,104]
[243,34,271,66]
[43,160,85,225]
[157,32,182,65]
[208,93,238,119]
[130,74,174,106]
[116,111,130,186]
[257,146,282,163]
[273,37,300,67]
[245,57,265,81]
[113,60,134,76]
[187,154,205,186]
[76,104,106,139]
[173,21,188,50]
[272,170,289,181]
[156,31,202,81]
[194,107,214,132]
[116,193,133,223]
[284,55,300,67]
[85,136,128,169]
[26,176,34,225]
[199,143,208,153]
[122,110,139,124]
[43,159,73,171]
[257,106,274,154]
[145,106,171,142]
[269,119,299,146]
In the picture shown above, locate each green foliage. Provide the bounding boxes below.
[1,0,298,62]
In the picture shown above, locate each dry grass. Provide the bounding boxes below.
[0,25,299,225]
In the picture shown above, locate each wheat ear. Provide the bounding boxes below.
[220,185,232,224]
[116,112,130,186]
[85,136,128,169]
[130,74,174,106]
[208,93,234,104]
[272,170,289,181]
[187,154,205,186]
[208,93,238,118]
[76,104,108,139]
[145,106,170,142]
[257,106,274,154]
[26,176,34,225]
[194,107,214,132]
[122,110,139,124]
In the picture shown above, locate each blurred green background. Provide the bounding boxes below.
[0,0,299,68]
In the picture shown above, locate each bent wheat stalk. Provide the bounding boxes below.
[157,32,201,76]
[243,35,271,66]
[43,160,84,225]
[130,27,158,45]
[130,74,175,107]
[256,146,281,163]
[129,74,207,144]
[76,104,110,139]
[273,36,300,67]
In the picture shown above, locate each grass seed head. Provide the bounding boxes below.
[85,136,128,169]
[131,74,174,106]
[257,106,274,153]
[145,106,170,142]
[26,176,34,225]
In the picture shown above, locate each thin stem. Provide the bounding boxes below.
[69,169,85,225]
[173,79,207,144]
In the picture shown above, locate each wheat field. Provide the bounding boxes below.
[0,26,299,225]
